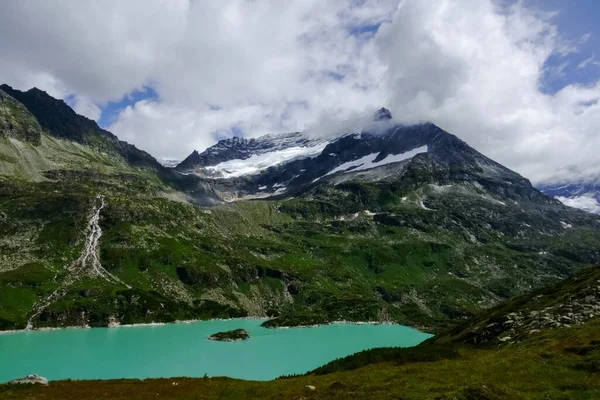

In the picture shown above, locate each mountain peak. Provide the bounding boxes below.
[0,86,43,145]
[374,107,392,121]
[0,83,169,172]
[0,83,108,143]
[27,87,49,95]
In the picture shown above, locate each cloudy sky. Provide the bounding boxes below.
[0,0,599,183]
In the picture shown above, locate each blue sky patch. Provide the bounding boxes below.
[64,94,78,108]
[528,0,600,94]
[349,23,381,36]
[97,86,158,128]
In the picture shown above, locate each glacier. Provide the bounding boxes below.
[204,143,329,178]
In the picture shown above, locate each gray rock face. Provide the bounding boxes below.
[0,83,228,206]
[9,374,49,385]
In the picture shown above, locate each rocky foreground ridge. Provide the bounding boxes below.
[435,265,600,346]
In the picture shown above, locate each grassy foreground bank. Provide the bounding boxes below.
[1,318,599,399]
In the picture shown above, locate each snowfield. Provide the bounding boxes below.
[311,145,428,182]
[204,143,328,178]
[556,195,600,214]
[326,146,428,176]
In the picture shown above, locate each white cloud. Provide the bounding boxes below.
[577,55,600,69]
[0,0,189,103]
[71,97,102,121]
[106,0,394,159]
[374,0,600,182]
[0,0,599,182]
[580,32,593,43]
[108,100,217,158]
[540,161,600,186]
[0,66,102,120]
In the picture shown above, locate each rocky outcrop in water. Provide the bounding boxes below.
[208,329,250,342]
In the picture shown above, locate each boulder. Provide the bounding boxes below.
[9,374,48,385]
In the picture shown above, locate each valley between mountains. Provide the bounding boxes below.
[1,84,600,336]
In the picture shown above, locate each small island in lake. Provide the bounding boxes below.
[208,328,250,342]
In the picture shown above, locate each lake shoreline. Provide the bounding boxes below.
[0,317,411,335]
[0,319,431,383]
[0,317,267,335]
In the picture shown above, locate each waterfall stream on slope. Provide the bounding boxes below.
[26,195,129,329]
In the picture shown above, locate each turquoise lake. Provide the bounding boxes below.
[0,319,431,382]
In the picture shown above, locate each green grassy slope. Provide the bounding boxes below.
[2,172,600,332]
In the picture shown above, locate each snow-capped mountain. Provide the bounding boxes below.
[176,108,550,204]
[539,182,600,214]
[174,108,396,178]
[176,131,329,178]
[537,163,600,214]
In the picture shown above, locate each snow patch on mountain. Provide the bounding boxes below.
[556,195,600,214]
[537,165,600,214]
[316,145,428,181]
[538,180,600,215]
[204,143,328,178]
[560,221,573,229]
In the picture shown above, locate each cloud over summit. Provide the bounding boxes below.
[0,0,598,183]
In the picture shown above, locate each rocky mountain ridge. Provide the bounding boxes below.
[0,84,161,170]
